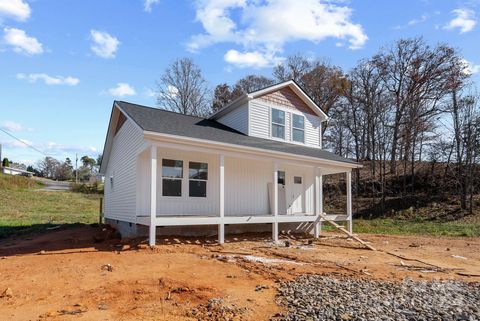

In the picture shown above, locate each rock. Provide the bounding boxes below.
[255,285,269,291]
[275,275,480,321]
[1,287,13,298]
[101,264,113,272]
[285,241,291,247]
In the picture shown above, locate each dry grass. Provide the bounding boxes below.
[0,174,100,238]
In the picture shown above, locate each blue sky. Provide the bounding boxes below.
[0,0,479,166]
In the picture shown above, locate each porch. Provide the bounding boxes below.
[137,141,354,246]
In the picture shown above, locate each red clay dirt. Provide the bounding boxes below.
[0,225,479,321]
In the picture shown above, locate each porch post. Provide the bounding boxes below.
[149,144,157,246]
[272,161,279,243]
[346,171,352,234]
[218,154,225,244]
[314,168,323,238]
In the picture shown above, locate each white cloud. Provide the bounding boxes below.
[1,120,23,132]
[0,0,31,22]
[108,83,136,97]
[2,138,33,149]
[461,59,480,75]
[444,8,477,33]
[224,49,282,68]
[16,73,80,86]
[3,27,43,55]
[144,0,160,12]
[144,88,156,97]
[188,0,367,68]
[90,29,119,58]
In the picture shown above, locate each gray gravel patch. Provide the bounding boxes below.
[274,275,480,321]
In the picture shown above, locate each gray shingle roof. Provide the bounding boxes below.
[117,101,358,165]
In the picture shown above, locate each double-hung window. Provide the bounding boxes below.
[189,162,208,197]
[271,108,285,139]
[162,159,183,196]
[292,114,305,143]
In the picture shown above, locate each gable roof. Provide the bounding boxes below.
[113,101,357,167]
[209,80,329,121]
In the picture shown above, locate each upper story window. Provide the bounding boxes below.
[271,108,285,139]
[292,114,305,143]
[189,162,208,197]
[162,159,183,197]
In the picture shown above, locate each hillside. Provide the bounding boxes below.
[0,174,101,239]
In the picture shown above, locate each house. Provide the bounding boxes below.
[99,80,361,246]
[1,166,34,177]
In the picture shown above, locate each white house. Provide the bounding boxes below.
[99,80,361,246]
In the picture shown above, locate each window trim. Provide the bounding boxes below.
[270,107,286,140]
[292,113,305,143]
[188,161,208,198]
[159,158,210,200]
[161,159,183,197]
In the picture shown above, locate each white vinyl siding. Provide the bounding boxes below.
[305,113,321,147]
[217,103,249,135]
[249,99,321,148]
[104,118,145,222]
[249,100,270,138]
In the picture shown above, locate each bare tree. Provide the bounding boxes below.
[231,75,274,98]
[156,58,211,116]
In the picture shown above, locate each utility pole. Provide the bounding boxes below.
[75,153,78,183]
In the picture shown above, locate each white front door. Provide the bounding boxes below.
[290,175,303,213]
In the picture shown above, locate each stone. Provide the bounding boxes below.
[1,287,13,298]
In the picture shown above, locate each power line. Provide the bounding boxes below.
[0,127,48,156]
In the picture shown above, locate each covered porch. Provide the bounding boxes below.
[137,139,355,246]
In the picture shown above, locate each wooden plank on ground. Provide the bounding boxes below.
[318,213,377,251]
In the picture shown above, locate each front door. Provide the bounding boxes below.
[290,175,303,213]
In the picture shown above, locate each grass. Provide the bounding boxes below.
[324,218,480,237]
[0,174,101,239]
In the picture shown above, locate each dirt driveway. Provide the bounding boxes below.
[0,226,479,320]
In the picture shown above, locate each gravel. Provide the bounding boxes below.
[275,275,480,321]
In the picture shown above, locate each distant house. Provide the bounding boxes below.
[100,80,361,245]
[1,166,34,177]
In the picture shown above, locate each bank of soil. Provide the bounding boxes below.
[0,225,479,320]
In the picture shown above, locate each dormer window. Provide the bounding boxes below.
[292,114,305,143]
[271,108,285,139]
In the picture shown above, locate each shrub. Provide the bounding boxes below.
[71,181,104,194]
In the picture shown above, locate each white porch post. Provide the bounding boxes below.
[218,154,225,244]
[346,171,352,234]
[314,168,323,238]
[272,161,279,243]
[149,144,157,246]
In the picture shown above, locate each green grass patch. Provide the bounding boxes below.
[324,218,480,237]
[0,174,101,239]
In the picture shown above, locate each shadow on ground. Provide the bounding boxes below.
[0,223,315,257]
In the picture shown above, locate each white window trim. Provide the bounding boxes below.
[160,158,210,201]
[270,107,286,141]
[188,161,208,198]
[292,113,305,144]
[161,159,184,198]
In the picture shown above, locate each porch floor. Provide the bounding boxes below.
[136,213,348,226]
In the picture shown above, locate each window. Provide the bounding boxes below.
[294,176,302,184]
[162,159,183,196]
[278,171,285,185]
[189,162,208,197]
[271,108,285,139]
[292,114,305,143]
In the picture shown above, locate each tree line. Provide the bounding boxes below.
[156,37,479,217]
[2,154,102,182]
